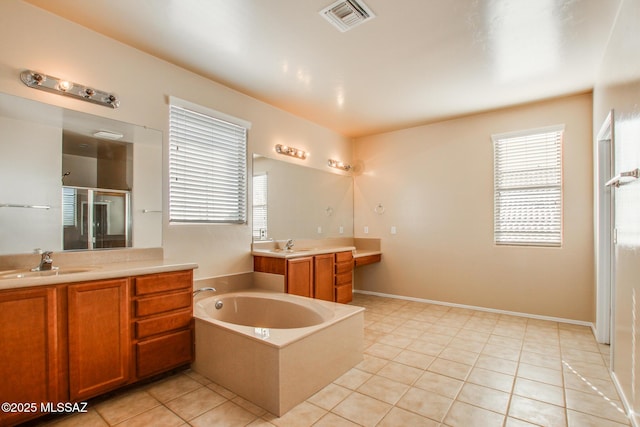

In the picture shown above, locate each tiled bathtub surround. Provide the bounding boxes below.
[39,293,630,427]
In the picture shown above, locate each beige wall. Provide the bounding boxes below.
[0,0,351,279]
[353,93,595,322]
[593,0,640,422]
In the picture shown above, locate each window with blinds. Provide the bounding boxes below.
[493,126,564,246]
[169,100,249,223]
[252,173,268,239]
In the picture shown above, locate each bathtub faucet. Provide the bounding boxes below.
[193,287,216,297]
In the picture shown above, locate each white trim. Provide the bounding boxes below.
[611,371,638,427]
[491,124,565,142]
[168,96,252,130]
[354,289,593,327]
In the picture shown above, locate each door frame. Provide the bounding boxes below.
[595,110,615,347]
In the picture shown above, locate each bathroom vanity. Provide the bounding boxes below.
[252,238,381,303]
[0,251,196,426]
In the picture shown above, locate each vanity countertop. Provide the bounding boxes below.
[0,259,198,291]
[252,246,357,259]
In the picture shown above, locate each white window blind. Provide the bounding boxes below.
[169,102,248,223]
[62,187,77,227]
[493,126,563,246]
[252,173,268,239]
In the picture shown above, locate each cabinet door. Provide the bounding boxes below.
[286,257,313,297]
[68,279,130,401]
[314,253,335,301]
[0,287,59,426]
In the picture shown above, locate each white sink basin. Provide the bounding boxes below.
[0,267,94,279]
[269,248,316,253]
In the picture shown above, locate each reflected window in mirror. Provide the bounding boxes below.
[253,173,268,240]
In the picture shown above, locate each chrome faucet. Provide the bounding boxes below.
[32,250,54,271]
[284,239,294,250]
[193,287,216,297]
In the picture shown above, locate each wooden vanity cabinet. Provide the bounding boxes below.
[255,251,353,303]
[67,278,130,401]
[0,286,61,426]
[285,256,313,297]
[132,270,194,379]
[335,251,354,303]
[314,253,335,301]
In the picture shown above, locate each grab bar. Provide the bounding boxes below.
[0,203,51,209]
[605,168,640,188]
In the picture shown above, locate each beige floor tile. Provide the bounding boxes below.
[334,368,372,390]
[232,396,268,416]
[439,346,479,365]
[396,387,453,422]
[366,322,397,334]
[376,333,414,349]
[267,401,326,427]
[467,367,514,393]
[428,358,472,381]
[487,334,523,349]
[246,418,277,426]
[312,412,360,426]
[567,409,631,426]
[364,342,403,360]
[475,354,518,375]
[563,370,619,396]
[561,348,606,365]
[504,416,540,426]
[508,395,566,426]
[307,383,352,411]
[393,349,435,369]
[190,401,257,427]
[376,361,423,385]
[428,325,460,337]
[94,389,161,425]
[183,369,213,385]
[420,331,454,345]
[206,382,238,400]
[393,326,425,339]
[402,319,433,331]
[356,354,389,373]
[562,360,611,381]
[520,350,562,370]
[565,388,629,424]
[165,385,227,420]
[447,336,487,352]
[377,406,439,426]
[482,343,521,361]
[406,338,445,356]
[517,363,563,387]
[443,401,505,427]
[513,377,565,407]
[457,382,510,414]
[146,373,202,403]
[113,406,184,427]
[357,374,410,404]
[46,409,108,427]
[331,392,392,427]
[413,371,464,398]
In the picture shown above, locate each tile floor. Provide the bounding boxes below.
[39,293,630,427]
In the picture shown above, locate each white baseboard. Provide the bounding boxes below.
[353,289,594,328]
[610,371,638,427]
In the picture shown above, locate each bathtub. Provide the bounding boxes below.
[192,290,364,416]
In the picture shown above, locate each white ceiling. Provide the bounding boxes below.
[26,0,621,137]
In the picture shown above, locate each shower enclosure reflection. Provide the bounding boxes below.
[62,187,131,250]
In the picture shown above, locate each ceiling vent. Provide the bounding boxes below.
[319,0,376,32]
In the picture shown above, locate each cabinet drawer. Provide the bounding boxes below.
[335,284,353,304]
[135,290,191,317]
[336,271,353,286]
[335,261,353,274]
[335,251,353,263]
[134,270,192,296]
[135,309,193,339]
[136,329,193,378]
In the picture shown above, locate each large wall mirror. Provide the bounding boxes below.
[0,92,162,255]
[252,154,353,241]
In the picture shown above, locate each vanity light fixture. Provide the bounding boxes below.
[275,144,308,160]
[20,70,120,109]
[327,159,352,171]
